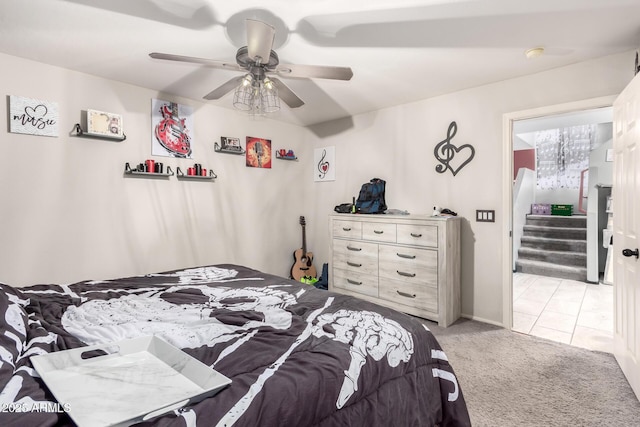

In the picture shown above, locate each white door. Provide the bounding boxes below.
[613,74,640,401]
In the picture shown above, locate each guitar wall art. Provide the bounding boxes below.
[151,98,193,158]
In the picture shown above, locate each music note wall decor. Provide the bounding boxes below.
[434,121,475,176]
[314,146,335,182]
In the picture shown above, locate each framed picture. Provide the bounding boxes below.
[214,136,245,154]
[9,95,59,137]
[87,109,123,138]
[151,99,193,158]
[246,137,272,168]
[222,137,240,149]
[314,146,335,182]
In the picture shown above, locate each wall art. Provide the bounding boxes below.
[314,146,335,182]
[246,137,272,168]
[9,95,59,137]
[434,121,475,176]
[151,99,193,158]
[215,136,245,154]
[87,109,123,138]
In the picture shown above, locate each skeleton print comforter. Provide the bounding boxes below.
[0,264,471,426]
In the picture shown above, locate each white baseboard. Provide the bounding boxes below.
[460,313,506,328]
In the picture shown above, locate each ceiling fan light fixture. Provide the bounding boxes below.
[260,79,280,114]
[241,74,254,87]
[232,74,280,115]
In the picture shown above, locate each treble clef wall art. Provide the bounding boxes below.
[433,121,475,176]
[314,146,335,182]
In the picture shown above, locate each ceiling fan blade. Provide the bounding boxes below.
[275,63,353,81]
[246,19,275,63]
[149,52,242,71]
[270,78,304,108]
[203,76,245,100]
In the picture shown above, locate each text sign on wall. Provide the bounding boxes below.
[9,95,59,137]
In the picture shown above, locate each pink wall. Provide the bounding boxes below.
[514,149,535,180]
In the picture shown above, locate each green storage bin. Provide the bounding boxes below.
[551,204,573,216]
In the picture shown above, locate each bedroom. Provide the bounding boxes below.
[0,0,639,426]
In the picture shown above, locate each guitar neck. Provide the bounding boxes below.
[301,224,307,255]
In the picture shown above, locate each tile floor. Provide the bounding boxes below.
[512,272,613,353]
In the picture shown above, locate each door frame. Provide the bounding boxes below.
[501,95,618,328]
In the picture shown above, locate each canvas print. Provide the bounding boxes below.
[87,109,123,138]
[315,146,335,181]
[246,137,272,168]
[9,95,59,137]
[151,99,193,158]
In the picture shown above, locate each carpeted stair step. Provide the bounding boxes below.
[515,259,587,282]
[522,225,586,240]
[526,215,586,228]
[520,235,587,252]
[517,247,586,267]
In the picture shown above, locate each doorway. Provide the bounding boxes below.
[501,96,617,351]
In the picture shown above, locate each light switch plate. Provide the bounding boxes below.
[476,210,495,222]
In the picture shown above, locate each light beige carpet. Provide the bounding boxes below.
[427,318,640,427]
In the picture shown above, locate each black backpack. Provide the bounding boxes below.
[356,178,387,214]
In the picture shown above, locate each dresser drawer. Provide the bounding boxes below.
[379,278,438,313]
[333,268,379,298]
[362,222,396,243]
[333,219,362,239]
[379,245,437,287]
[332,239,378,276]
[397,224,438,247]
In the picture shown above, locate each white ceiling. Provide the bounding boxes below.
[1,0,639,127]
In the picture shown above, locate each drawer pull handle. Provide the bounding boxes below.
[396,253,416,259]
[347,246,362,251]
[397,290,416,298]
[347,279,363,286]
[374,230,384,234]
[347,261,362,267]
[397,270,416,278]
[410,233,423,238]
[342,227,352,231]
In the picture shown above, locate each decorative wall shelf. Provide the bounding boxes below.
[214,142,245,155]
[176,167,217,180]
[73,124,126,141]
[124,162,173,177]
[275,152,298,161]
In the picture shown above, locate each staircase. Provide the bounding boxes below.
[515,215,587,281]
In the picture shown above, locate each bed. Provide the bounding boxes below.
[0,264,471,426]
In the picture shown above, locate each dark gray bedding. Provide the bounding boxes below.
[0,264,471,426]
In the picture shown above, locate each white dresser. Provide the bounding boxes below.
[329,213,461,327]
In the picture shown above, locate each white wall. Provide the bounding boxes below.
[306,51,634,325]
[0,53,313,286]
[512,168,536,271]
[1,50,634,326]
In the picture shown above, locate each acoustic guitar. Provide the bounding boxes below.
[290,216,317,281]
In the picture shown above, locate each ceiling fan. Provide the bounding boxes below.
[149,19,353,111]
